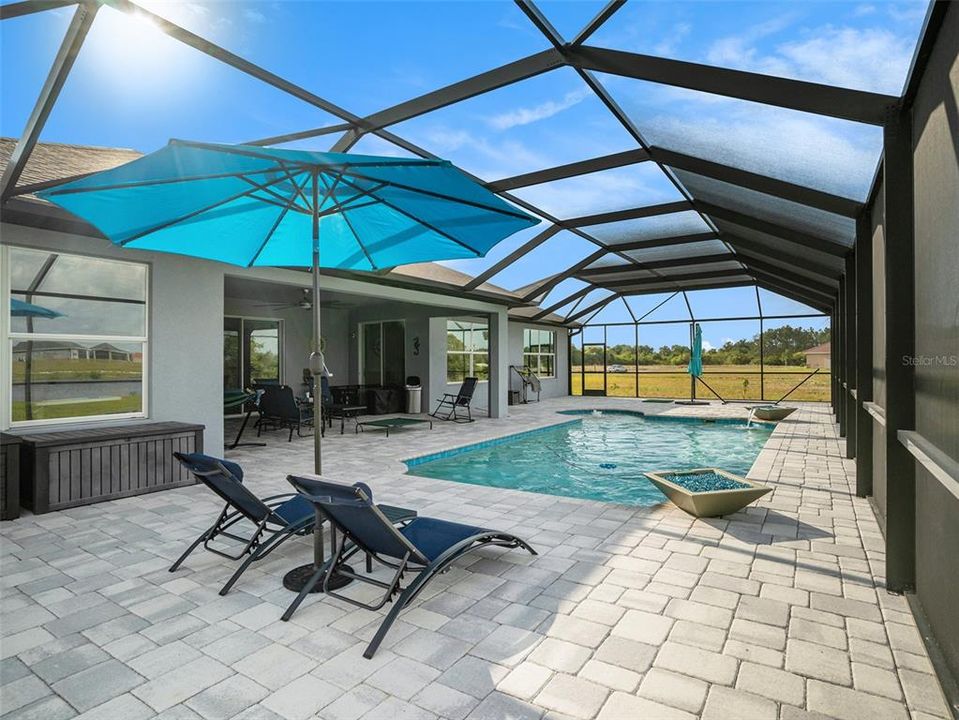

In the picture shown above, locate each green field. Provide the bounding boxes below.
[12,395,143,422]
[571,364,829,402]
[12,358,142,382]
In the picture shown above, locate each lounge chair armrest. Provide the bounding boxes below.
[262,492,299,505]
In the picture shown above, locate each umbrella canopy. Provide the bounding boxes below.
[688,323,703,378]
[38,139,537,269]
[39,140,540,474]
[11,298,63,319]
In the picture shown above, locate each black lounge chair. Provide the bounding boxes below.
[281,475,536,658]
[430,376,478,423]
[170,452,315,595]
[257,384,312,441]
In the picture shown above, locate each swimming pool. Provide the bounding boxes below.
[405,411,774,506]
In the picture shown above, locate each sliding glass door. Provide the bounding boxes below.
[224,317,281,413]
[360,320,405,386]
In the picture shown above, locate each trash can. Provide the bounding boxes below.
[405,375,422,414]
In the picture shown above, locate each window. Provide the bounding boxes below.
[523,328,556,378]
[5,246,148,425]
[447,320,488,382]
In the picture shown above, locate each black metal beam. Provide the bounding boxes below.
[834,276,846,438]
[755,279,831,314]
[567,200,691,228]
[520,249,608,302]
[246,123,353,147]
[568,292,619,323]
[733,254,839,290]
[844,253,857,459]
[0,0,76,19]
[603,232,717,253]
[0,2,96,202]
[463,225,561,291]
[854,212,874,497]
[650,147,862,218]
[883,110,916,593]
[602,268,749,289]
[532,284,595,320]
[697,201,849,257]
[565,45,899,125]
[720,233,843,278]
[743,265,837,301]
[514,0,727,261]
[578,253,737,278]
[571,0,625,46]
[487,149,650,192]
[340,48,564,137]
[515,0,564,49]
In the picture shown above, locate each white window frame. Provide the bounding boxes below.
[523,327,556,378]
[446,319,489,383]
[2,244,150,429]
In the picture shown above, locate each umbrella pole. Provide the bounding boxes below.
[312,244,322,477]
[285,181,354,594]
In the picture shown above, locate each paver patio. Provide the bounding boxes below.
[1,398,951,719]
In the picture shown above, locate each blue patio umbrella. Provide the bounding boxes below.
[39,139,539,475]
[11,298,63,319]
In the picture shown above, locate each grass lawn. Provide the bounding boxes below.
[571,364,829,402]
[12,358,142,381]
[12,395,143,421]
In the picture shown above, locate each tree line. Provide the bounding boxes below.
[572,324,829,367]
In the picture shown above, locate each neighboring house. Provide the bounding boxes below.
[804,342,831,369]
[12,340,89,361]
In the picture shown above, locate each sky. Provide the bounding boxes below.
[0,0,929,342]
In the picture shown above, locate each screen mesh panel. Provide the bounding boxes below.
[582,211,712,245]
[673,169,855,246]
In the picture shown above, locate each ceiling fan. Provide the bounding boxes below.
[254,288,313,311]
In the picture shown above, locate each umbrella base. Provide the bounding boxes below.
[283,563,354,593]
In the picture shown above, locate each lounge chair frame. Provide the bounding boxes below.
[430,376,478,423]
[170,453,314,596]
[280,479,535,658]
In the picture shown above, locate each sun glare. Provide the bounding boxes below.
[86,6,198,94]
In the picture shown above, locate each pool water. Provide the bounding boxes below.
[405,412,773,506]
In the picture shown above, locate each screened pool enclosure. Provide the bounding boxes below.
[569,287,830,402]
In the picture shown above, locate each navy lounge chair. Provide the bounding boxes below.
[257,384,312,441]
[281,475,536,658]
[430,376,478,423]
[170,452,315,595]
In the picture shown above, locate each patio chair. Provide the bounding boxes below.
[257,384,312,441]
[430,376,478,423]
[320,376,366,436]
[281,475,536,658]
[170,452,315,595]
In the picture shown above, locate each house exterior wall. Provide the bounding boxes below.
[804,352,830,370]
[2,223,565,447]
[909,2,959,687]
